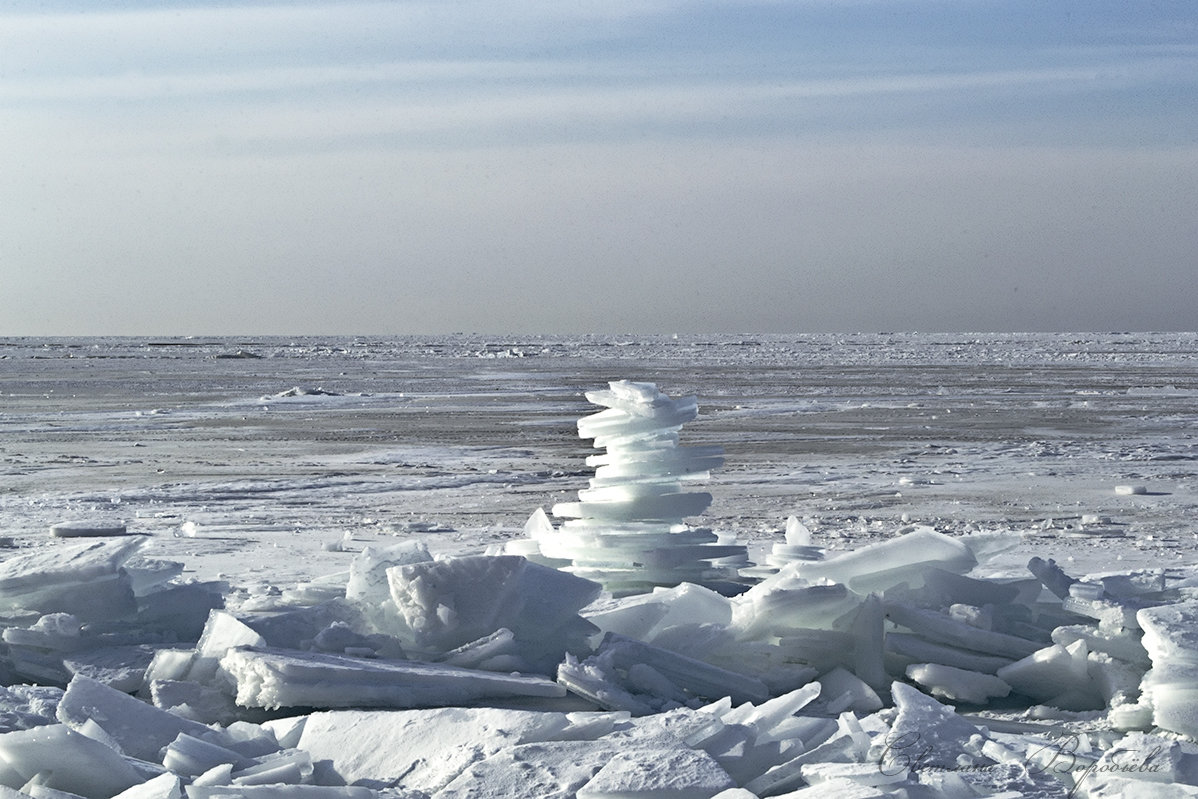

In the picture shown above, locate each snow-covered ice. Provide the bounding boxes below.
[0,332,1197,796]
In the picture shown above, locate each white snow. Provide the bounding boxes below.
[2,333,1198,796]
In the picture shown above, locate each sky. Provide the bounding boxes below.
[2,1,1196,335]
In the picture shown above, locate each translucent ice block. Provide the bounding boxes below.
[791,527,977,595]
[219,646,567,710]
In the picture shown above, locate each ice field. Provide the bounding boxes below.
[1,332,1198,797]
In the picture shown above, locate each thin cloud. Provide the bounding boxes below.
[6,52,1194,103]
[7,54,1194,159]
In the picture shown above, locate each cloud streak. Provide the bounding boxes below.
[3,0,1197,334]
[8,55,1195,104]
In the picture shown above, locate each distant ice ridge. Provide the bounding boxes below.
[507,380,751,596]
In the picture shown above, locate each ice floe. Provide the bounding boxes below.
[1,381,1198,796]
[2,517,1198,796]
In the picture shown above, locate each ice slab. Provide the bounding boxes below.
[1028,555,1079,600]
[0,724,142,798]
[110,773,182,799]
[161,731,251,778]
[905,663,1012,704]
[133,581,227,641]
[884,602,1043,659]
[579,633,771,707]
[641,583,733,637]
[219,646,567,710]
[435,627,524,671]
[575,746,734,799]
[900,567,1023,610]
[344,540,431,605]
[583,594,673,642]
[885,631,1015,674]
[790,526,976,594]
[1053,623,1151,666]
[997,640,1104,709]
[818,667,883,713]
[732,582,859,639]
[436,740,623,798]
[0,538,143,622]
[185,610,268,683]
[557,653,660,716]
[49,520,130,538]
[1138,601,1198,664]
[1142,664,1198,739]
[57,674,233,763]
[297,707,615,793]
[387,555,600,661]
[1135,601,1198,737]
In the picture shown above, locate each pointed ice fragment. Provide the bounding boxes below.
[57,674,232,763]
[0,724,142,798]
[997,640,1103,709]
[884,682,994,771]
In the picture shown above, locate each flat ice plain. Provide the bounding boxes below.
[4,333,1195,581]
[1,332,1198,797]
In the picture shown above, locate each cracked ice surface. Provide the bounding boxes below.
[0,334,1197,796]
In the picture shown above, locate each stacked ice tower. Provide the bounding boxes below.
[534,380,749,596]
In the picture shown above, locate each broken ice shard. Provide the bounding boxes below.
[1138,600,1198,738]
[0,537,143,623]
[0,723,143,797]
[527,381,749,595]
[558,632,771,712]
[58,674,230,763]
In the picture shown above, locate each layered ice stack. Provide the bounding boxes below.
[741,515,826,580]
[537,381,749,596]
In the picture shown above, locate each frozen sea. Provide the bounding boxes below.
[3,331,1197,587]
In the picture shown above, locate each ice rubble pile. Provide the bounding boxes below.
[3,527,1198,795]
[508,380,749,596]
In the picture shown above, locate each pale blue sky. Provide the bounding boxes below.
[2,1,1196,334]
